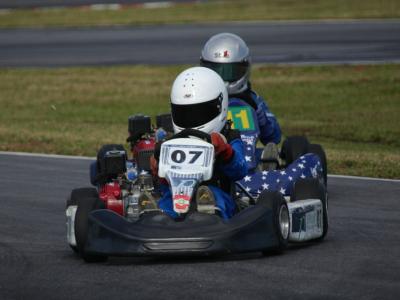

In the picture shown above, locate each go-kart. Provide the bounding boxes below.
[228,97,328,193]
[66,127,328,263]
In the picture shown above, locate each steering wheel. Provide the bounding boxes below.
[153,128,212,161]
[169,128,212,144]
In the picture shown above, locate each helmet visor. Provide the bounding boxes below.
[171,94,223,129]
[200,59,249,82]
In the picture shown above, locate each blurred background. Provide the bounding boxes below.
[0,0,399,178]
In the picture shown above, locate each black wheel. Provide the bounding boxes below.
[67,187,98,208]
[280,136,310,165]
[75,195,107,263]
[292,178,328,241]
[258,191,290,255]
[66,188,99,253]
[308,143,328,187]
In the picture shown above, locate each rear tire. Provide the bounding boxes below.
[75,195,108,263]
[308,143,328,186]
[292,178,328,241]
[258,191,290,255]
[280,136,310,166]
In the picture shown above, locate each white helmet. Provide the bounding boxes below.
[170,67,228,134]
[200,33,251,95]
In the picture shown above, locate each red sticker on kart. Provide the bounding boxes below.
[173,195,190,213]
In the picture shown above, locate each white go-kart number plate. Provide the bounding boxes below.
[158,138,214,181]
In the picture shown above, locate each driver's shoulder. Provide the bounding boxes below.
[249,89,266,104]
[229,87,266,109]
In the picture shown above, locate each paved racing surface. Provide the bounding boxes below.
[0,153,399,299]
[1,20,400,67]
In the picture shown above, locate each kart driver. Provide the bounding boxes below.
[200,33,282,168]
[151,66,248,220]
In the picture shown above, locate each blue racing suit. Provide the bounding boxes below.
[230,87,281,145]
[158,129,248,220]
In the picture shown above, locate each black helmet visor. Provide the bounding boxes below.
[171,94,223,129]
[200,59,249,82]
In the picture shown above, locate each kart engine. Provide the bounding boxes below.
[99,171,158,222]
[127,115,155,171]
[96,114,173,221]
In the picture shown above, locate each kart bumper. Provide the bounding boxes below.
[85,203,280,256]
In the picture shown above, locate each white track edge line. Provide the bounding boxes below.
[1,151,399,182]
[328,174,400,183]
[0,151,95,160]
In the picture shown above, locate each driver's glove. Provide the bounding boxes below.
[211,132,233,163]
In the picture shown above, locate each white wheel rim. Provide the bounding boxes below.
[279,205,290,239]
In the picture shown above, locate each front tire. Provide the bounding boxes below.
[66,188,99,253]
[258,191,290,255]
[66,187,98,208]
[75,196,108,263]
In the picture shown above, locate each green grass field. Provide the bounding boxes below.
[1,64,399,178]
[1,0,400,28]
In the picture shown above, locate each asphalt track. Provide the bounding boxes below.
[0,152,399,299]
[1,20,400,67]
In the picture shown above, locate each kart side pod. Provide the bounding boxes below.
[287,199,324,242]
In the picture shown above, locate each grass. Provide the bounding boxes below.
[1,0,400,28]
[0,64,399,179]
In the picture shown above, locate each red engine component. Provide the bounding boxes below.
[132,138,155,158]
[99,182,124,216]
[132,137,155,171]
